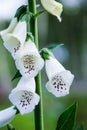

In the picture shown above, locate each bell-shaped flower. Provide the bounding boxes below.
[0,106,17,128]
[9,77,40,115]
[15,39,44,79]
[0,19,27,59]
[41,0,63,22]
[0,18,17,41]
[45,57,74,97]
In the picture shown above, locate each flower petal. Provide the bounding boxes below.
[0,106,16,128]
[9,89,40,115]
[12,21,27,45]
[15,39,44,78]
[45,57,65,79]
[41,0,63,21]
[3,21,27,59]
[11,77,36,93]
[46,70,74,97]
[0,18,17,41]
[3,34,21,59]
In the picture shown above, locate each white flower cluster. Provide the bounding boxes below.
[0,0,74,128]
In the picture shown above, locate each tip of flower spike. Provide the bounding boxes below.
[45,70,74,97]
[53,2,63,22]
[57,16,62,22]
[41,0,63,22]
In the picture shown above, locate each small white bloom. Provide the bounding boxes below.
[0,106,17,128]
[15,39,44,79]
[9,77,40,115]
[0,18,17,41]
[45,57,74,97]
[12,77,36,93]
[41,0,63,22]
[3,21,27,59]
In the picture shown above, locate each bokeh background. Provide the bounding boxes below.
[0,0,87,130]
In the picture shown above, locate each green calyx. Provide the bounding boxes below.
[40,48,53,60]
[26,32,34,42]
[15,5,27,21]
[13,106,19,114]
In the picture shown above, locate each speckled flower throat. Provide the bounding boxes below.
[51,74,66,92]
[19,91,33,109]
[22,55,36,74]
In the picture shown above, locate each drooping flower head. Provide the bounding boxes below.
[40,48,74,97]
[0,19,27,59]
[41,0,63,22]
[9,77,40,115]
[15,39,44,79]
[0,5,27,59]
[0,106,17,128]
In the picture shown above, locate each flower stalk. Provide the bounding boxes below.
[28,0,44,130]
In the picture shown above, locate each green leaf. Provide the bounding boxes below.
[7,124,15,130]
[56,103,77,130]
[12,71,21,81]
[76,124,84,130]
[34,10,45,18]
[15,5,27,21]
[48,43,64,50]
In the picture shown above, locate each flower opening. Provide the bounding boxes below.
[46,70,74,97]
[15,39,44,78]
[45,57,74,97]
[0,18,17,41]
[9,77,40,115]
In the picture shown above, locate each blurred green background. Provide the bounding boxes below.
[0,0,87,130]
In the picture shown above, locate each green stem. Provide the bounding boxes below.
[27,1,30,32]
[28,0,44,130]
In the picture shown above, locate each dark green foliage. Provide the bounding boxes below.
[12,70,21,81]
[56,103,77,130]
[48,43,64,50]
[34,10,45,18]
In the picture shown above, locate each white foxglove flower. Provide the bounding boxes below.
[9,77,40,115]
[3,21,27,59]
[0,106,17,128]
[0,18,17,41]
[41,0,63,22]
[15,39,44,79]
[45,57,74,97]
